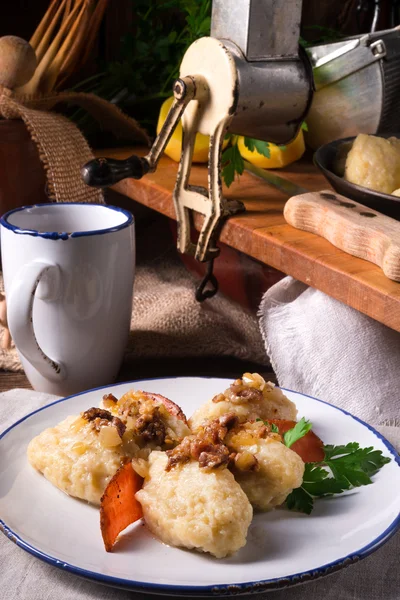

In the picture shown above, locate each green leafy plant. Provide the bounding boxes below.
[286,442,391,514]
[221,135,271,188]
[300,25,344,48]
[73,0,212,136]
[283,417,312,448]
[221,128,310,188]
[221,138,244,188]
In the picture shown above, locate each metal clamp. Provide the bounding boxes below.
[81,75,197,188]
[370,39,386,58]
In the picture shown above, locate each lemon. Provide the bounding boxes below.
[157,96,210,163]
[237,130,305,169]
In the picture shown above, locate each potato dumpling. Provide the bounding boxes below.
[189,373,297,432]
[161,415,303,514]
[226,423,305,511]
[27,413,126,505]
[136,451,253,558]
[345,133,400,194]
[28,390,190,505]
[101,390,190,458]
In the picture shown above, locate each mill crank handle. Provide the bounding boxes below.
[81,76,201,188]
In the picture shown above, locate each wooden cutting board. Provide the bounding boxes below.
[284,190,400,282]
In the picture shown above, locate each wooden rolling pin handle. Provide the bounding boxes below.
[0,36,36,90]
[284,190,400,282]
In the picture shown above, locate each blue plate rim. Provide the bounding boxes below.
[1,376,399,596]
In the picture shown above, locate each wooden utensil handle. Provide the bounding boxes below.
[284,190,400,282]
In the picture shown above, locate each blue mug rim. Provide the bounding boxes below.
[0,203,134,241]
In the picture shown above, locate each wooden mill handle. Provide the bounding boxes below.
[284,190,400,282]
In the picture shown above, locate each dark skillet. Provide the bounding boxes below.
[313,134,400,220]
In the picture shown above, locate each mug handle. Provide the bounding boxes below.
[7,260,66,382]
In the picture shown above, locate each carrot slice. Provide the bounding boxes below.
[269,419,325,463]
[100,461,143,552]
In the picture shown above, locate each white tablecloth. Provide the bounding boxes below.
[1,388,399,600]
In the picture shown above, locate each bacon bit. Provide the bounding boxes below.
[166,414,238,471]
[165,437,192,471]
[82,407,126,438]
[198,446,230,469]
[103,393,118,404]
[219,413,239,429]
[236,387,263,402]
[255,424,268,438]
[227,381,264,403]
[136,409,166,445]
[166,452,191,471]
[83,407,111,421]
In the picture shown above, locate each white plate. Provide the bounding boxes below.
[0,377,399,596]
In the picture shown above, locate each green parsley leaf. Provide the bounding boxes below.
[323,443,390,487]
[256,419,280,434]
[286,485,313,515]
[304,477,351,497]
[286,464,351,514]
[301,463,350,496]
[323,442,359,459]
[283,417,312,448]
[301,121,308,132]
[243,137,271,158]
[221,143,244,188]
[286,444,391,515]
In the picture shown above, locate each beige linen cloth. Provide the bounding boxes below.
[259,276,400,426]
[0,389,398,600]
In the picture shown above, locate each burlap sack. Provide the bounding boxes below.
[0,86,149,204]
[0,221,267,372]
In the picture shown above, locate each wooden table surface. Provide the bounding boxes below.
[0,358,276,394]
[100,147,400,332]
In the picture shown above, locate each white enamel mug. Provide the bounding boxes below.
[0,203,135,396]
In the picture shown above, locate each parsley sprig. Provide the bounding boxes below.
[72,0,212,139]
[221,135,270,188]
[221,140,244,188]
[283,417,312,448]
[243,137,271,157]
[221,127,307,188]
[286,442,391,515]
[255,418,391,514]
